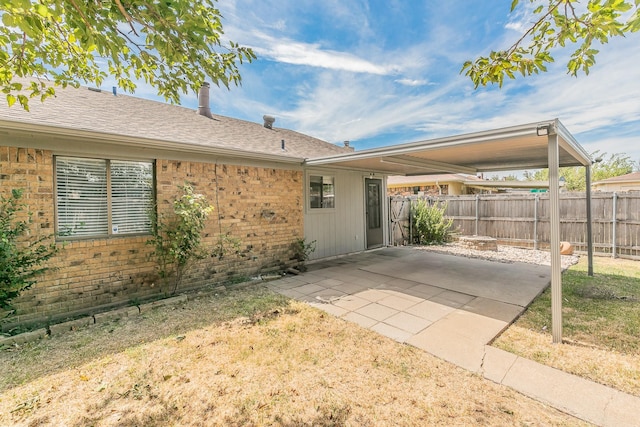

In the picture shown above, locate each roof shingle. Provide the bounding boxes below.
[0,82,350,159]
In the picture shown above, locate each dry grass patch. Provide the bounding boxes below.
[495,256,640,397]
[1,286,586,426]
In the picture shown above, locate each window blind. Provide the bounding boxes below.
[110,160,153,234]
[55,156,153,238]
[56,157,108,236]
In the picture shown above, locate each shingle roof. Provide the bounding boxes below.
[387,174,482,186]
[0,82,350,160]
[594,171,640,184]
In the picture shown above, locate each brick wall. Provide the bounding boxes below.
[1,146,303,329]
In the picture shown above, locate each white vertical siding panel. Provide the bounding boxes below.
[304,169,366,260]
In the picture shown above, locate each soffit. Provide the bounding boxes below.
[305,119,592,175]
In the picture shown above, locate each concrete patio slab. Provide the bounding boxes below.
[377,293,422,311]
[332,295,371,311]
[404,299,456,322]
[291,283,327,295]
[361,248,550,307]
[370,322,413,343]
[461,297,525,323]
[404,283,445,300]
[383,311,432,334]
[342,311,378,329]
[356,302,399,322]
[407,328,486,372]
[354,289,389,303]
[270,247,640,426]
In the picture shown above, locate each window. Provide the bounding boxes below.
[309,175,335,209]
[55,156,154,237]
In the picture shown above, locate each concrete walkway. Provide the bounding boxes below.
[266,247,640,427]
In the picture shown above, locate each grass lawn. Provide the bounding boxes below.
[0,285,585,426]
[494,256,640,396]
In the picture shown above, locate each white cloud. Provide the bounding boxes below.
[249,34,398,75]
[395,78,432,87]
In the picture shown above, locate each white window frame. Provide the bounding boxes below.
[308,174,336,210]
[54,156,154,239]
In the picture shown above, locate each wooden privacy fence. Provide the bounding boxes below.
[389,192,640,259]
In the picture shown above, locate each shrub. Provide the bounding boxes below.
[411,199,453,245]
[292,238,316,271]
[0,189,59,314]
[147,183,214,295]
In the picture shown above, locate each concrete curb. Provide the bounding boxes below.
[1,293,192,346]
[481,346,640,427]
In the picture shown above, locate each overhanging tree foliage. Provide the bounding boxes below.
[462,0,640,87]
[524,151,635,190]
[0,0,256,110]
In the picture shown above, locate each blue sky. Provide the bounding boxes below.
[118,1,640,171]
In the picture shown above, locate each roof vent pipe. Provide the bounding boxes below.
[343,140,355,151]
[263,115,275,129]
[197,82,213,118]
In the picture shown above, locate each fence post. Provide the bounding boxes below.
[475,194,479,236]
[534,194,539,250]
[612,192,618,259]
[409,198,413,245]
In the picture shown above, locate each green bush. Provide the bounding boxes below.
[292,237,316,271]
[147,183,214,295]
[411,199,453,245]
[0,189,59,314]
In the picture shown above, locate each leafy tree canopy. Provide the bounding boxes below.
[0,0,256,110]
[524,151,635,190]
[463,0,640,87]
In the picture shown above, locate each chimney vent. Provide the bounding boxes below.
[263,115,275,129]
[343,140,355,151]
[197,82,213,118]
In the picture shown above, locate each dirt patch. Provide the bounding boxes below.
[574,285,637,301]
[1,288,585,426]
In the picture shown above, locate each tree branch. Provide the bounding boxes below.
[114,0,140,36]
[67,0,94,31]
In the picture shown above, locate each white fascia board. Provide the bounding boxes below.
[554,119,592,166]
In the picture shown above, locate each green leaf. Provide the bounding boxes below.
[6,94,16,107]
[2,13,15,27]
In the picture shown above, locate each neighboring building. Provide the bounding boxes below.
[388,174,558,196]
[387,174,485,196]
[592,171,640,192]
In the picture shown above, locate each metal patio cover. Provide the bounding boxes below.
[305,119,591,174]
[306,118,593,345]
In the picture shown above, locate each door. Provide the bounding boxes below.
[365,178,383,248]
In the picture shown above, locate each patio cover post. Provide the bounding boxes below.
[548,132,563,344]
[586,165,594,276]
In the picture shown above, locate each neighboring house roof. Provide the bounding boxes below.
[464,180,554,190]
[593,171,640,185]
[0,81,350,160]
[387,174,482,187]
